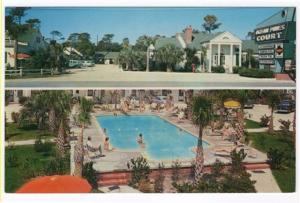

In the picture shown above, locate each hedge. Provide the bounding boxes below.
[211,66,225,73]
[238,68,274,78]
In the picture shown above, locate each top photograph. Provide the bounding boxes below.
[5,7,296,88]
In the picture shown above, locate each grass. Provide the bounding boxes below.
[6,123,54,141]
[5,144,70,193]
[245,119,262,129]
[246,132,295,192]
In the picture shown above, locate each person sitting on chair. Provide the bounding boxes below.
[86,136,104,158]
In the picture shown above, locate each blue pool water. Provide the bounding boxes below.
[97,115,209,160]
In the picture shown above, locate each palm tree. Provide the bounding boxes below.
[55,92,72,157]
[74,97,94,177]
[202,15,221,33]
[192,96,213,182]
[266,91,280,133]
[155,44,184,72]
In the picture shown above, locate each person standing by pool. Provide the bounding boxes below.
[104,137,114,151]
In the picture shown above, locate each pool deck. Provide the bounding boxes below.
[74,108,267,173]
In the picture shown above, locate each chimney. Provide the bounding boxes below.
[184,25,193,44]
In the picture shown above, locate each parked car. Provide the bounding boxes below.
[277,100,295,113]
[244,99,255,109]
[68,60,82,68]
[82,60,95,67]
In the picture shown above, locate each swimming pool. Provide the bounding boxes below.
[97,115,209,161]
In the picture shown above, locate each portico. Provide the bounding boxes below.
[206,32,242,73]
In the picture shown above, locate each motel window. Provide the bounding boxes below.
[162,90,170,96]
[131,90,136,96]
[87,90,93,96]
[179,90,184,97]
[76,90,79,94]
[17,90,23,97]
[5,52,7,63]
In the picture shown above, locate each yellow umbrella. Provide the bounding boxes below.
[224,100,241,109]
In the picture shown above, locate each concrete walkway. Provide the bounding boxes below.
[248,168,281,192]
[5,138,55,147]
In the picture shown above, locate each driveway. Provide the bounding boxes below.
[6,64,295,88]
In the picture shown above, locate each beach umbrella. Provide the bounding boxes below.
[224,100,241,109]
[16,175,92,193]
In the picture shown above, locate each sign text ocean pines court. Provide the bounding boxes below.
[255,23,286,43]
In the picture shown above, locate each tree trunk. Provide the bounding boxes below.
[268,107,274,133]
[194,124,204,182]
[14,40,18,69]
[49,107,56,132]
[74,125,84,177]
[56,119,65,157]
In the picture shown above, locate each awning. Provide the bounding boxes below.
[224,100,241,109]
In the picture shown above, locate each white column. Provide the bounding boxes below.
[208,43,212,72]
[230,44,233,73]
[218,43,221,66]
[239,43,242,67]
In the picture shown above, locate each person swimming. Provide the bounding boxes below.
[137,133,144,144]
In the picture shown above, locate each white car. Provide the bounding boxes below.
[82,60,95,67]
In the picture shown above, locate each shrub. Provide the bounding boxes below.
[233,66,241,74]
[34,137,52,153]
[44,157,67,175]
[154,163,165,193]
[230,149,247,174]
[171,160,181,182]
[278,119,291,134]
[127,156,150,187]
[11,112,20,123]
[211,66,225,73]
[239,68,274,78]
[18,96,28,105]
[83,162,98,190]
[267,148,285,169]
[260,114,270,127]
[7,153,18,168]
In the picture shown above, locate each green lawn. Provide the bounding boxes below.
[245,119,262,129]
[5,144,70,193]
[246,132,295,192]
[6,123,54,141]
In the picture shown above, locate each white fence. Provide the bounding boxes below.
[5,68,54,77]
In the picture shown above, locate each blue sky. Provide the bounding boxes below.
[6,7,283,43]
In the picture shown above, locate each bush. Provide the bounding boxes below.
[44,157,67,175]
[211,66,225,73]
[127,156,150,187]
[239,68,274,78]
[267,148,285,169]
[11,112,20,123]
[83,162,98,190]
[7,153,19,168]
[154,163,165,193]
[233,66,241,74]
[171,160,181,182]
[260,114,270,127]
[34,137,52,153]
[278,119,291,134]
[18,96,28,105]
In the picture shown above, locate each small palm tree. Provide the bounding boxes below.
[192,96,213,182]
[155,44,184,72]
[266,91,280,133]
[74,97,94,177]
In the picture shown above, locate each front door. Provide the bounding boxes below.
[225,55,232,73]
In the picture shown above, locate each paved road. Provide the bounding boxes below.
[6,65,295,88]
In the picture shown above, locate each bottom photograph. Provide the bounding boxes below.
[5,89,295,193]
